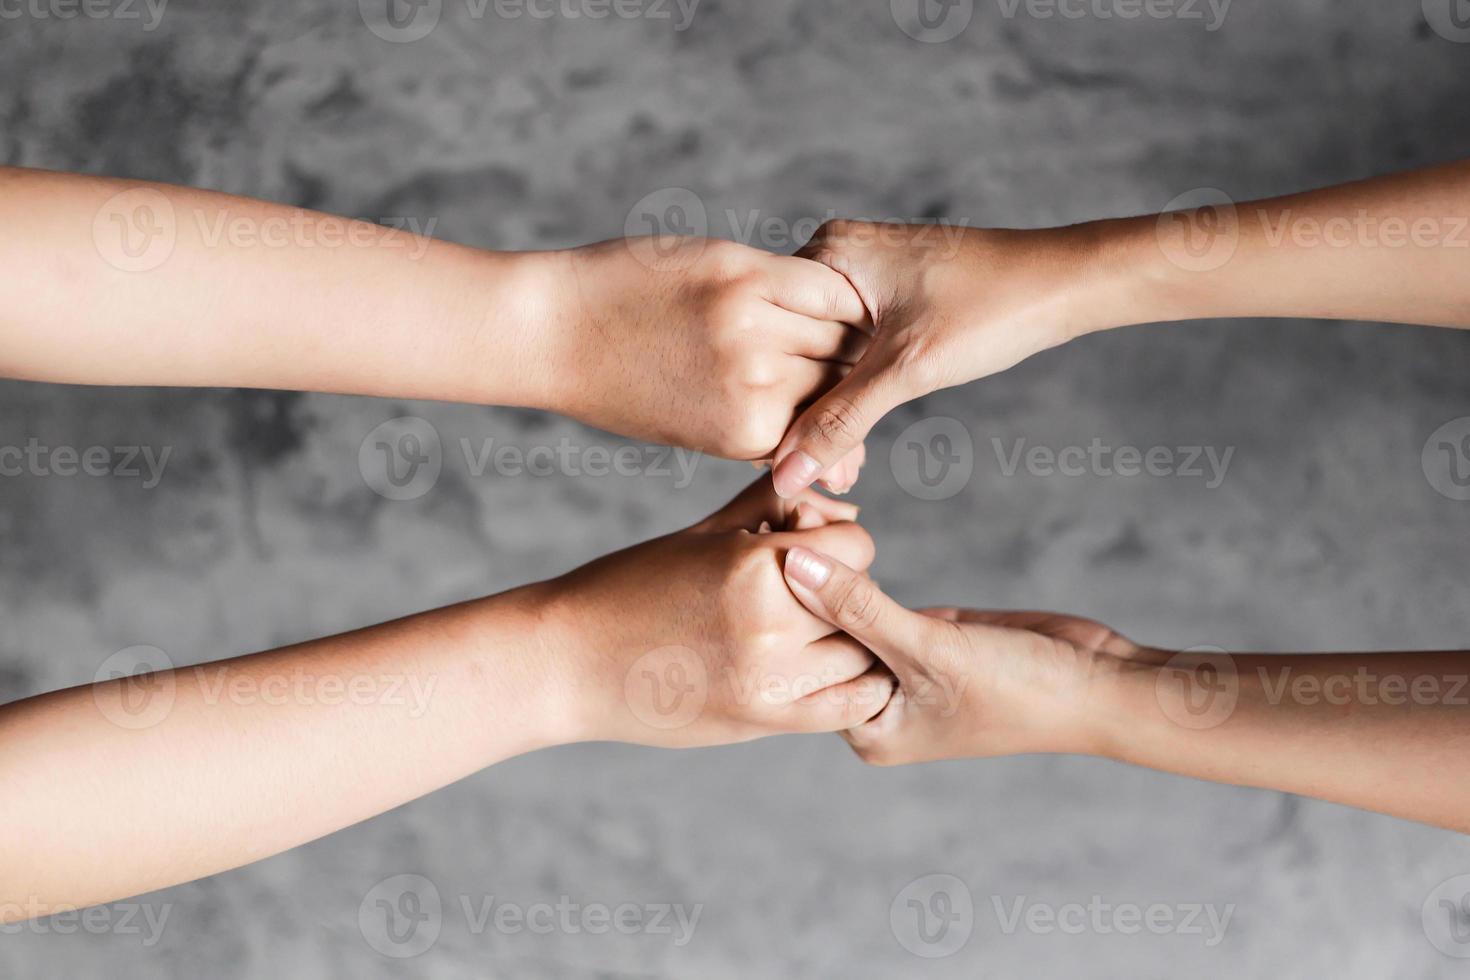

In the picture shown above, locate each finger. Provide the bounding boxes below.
[782,547,934,666]
[818,442,866,495]
[786,666,896,734]
[839,682,906,761]
[770,352,914,498]
[793,633,878,690]
[764,308,870,365]
[701,477,856,532]
[773,522,875,574]
[761,254,869,325]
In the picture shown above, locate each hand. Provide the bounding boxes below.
[536,480,896,748]
[780,546,1148,763]
[771,221,1103,496]
[550,236,871,490]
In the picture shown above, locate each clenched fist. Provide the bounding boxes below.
[547,237,871,489]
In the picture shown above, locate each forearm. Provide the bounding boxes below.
[1096,651,1470,832]
[1070,159,1470,335]
[0,167,567,407]
[0,583,577,918]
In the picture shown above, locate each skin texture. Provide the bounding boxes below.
[0,480,891,921]
[771,159,1470,496]
[0,166,866,486]
[783,546,1470,835]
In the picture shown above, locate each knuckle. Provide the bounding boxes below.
[832,576,881,632]
[809,396,864,449]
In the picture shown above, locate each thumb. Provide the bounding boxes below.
[770,354,911,499]
[782,546,929,667]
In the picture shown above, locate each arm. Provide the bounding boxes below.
[771,159,1470,495]
[0,481,890,919]
[781,547,1470,834]
[1,166,867,477]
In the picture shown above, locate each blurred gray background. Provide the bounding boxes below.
[3,0,1470,976]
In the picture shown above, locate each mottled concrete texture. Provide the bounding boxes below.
[3,1,1470,977]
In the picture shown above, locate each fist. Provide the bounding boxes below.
[538,478,895,748]
[552,237,870,487]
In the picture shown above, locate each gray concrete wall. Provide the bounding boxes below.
[2,1,1470,976]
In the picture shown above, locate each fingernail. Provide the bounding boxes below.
[784,546,831,589]
[772,451,821,498]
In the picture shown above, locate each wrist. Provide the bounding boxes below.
[1074,648,1182,762]
[458,581,596,753]
[449,248,579,412]
[1052,215,1196,341]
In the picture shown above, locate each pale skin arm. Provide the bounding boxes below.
[0,166,868,483]
[782,547,1470,834]
[0,482,890,920]
[772,159,1470,495]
